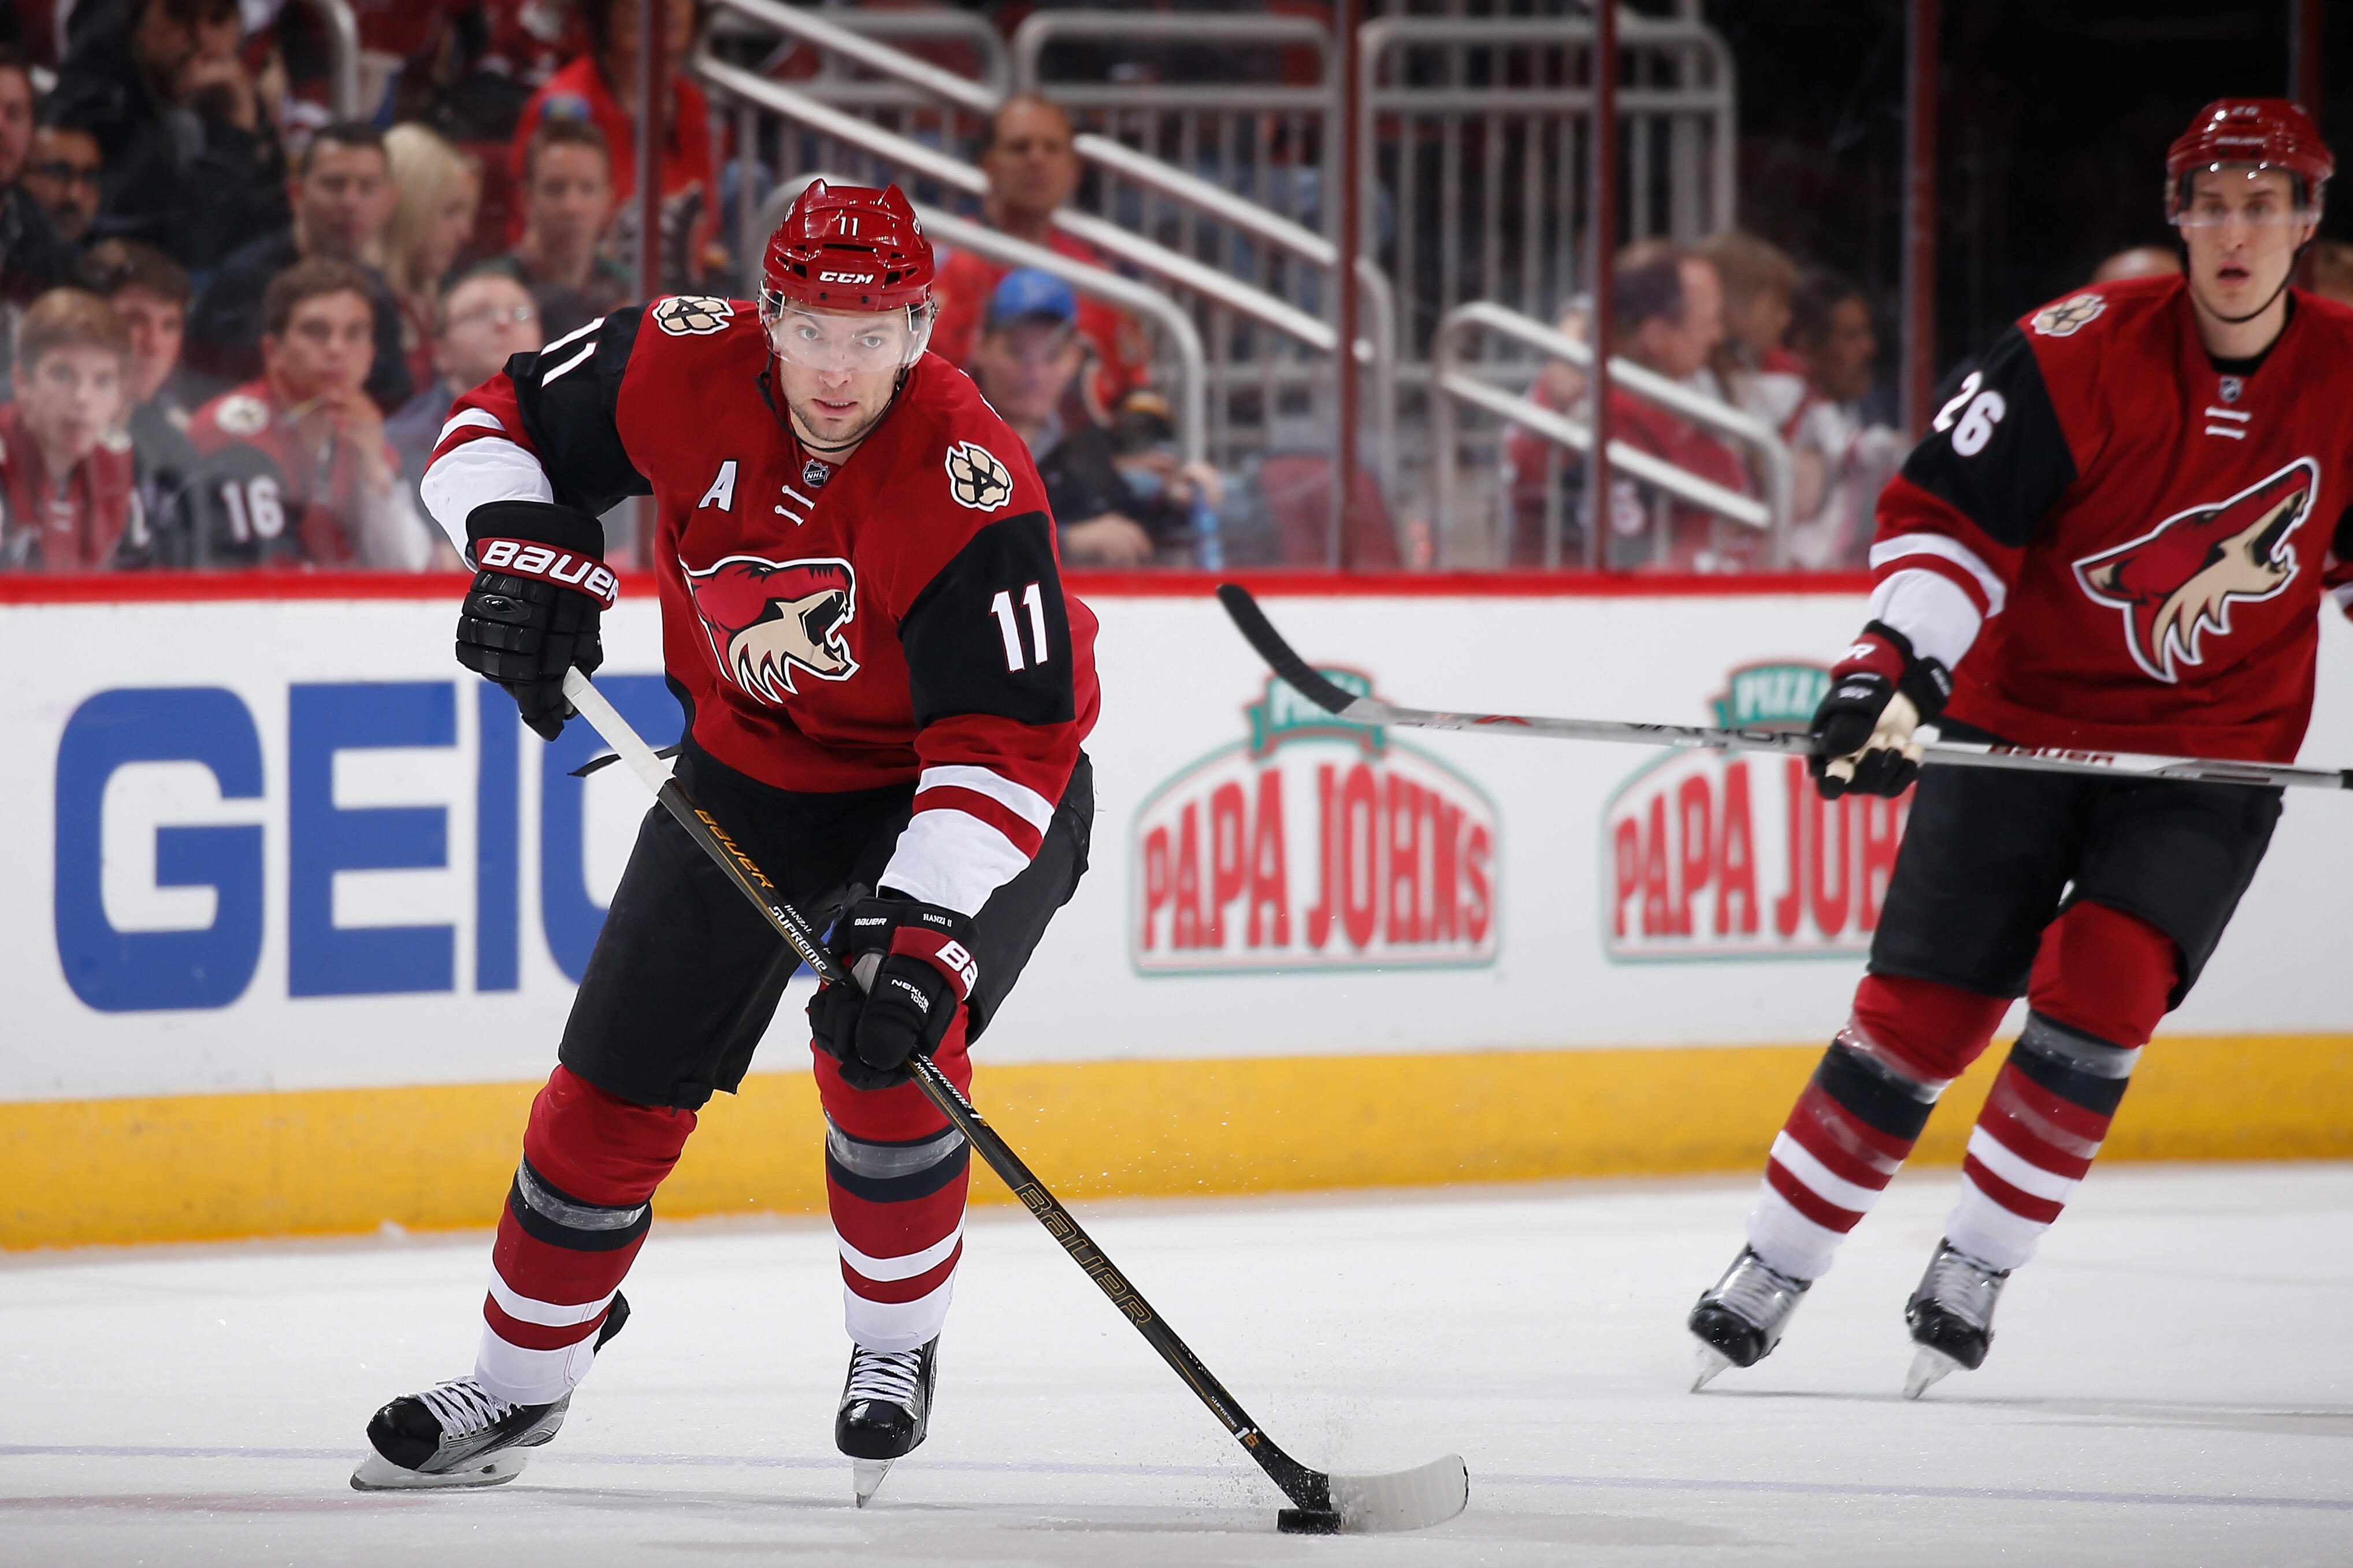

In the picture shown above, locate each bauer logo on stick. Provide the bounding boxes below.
[682,553,861,703]
[2073,456,2316,684]
[945,441,1013,511]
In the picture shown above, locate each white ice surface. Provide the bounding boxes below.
[3,1163,2348,1567]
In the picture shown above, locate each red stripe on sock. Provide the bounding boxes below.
[840,1240,964,1305]
[1992,1062,2114,1143]
[1784,1083,1906,1188]
[1765,1155,1865,1233]
[490,1209,647,1307]
[482,1294,608,1353]
[1961,1155,2066,1225]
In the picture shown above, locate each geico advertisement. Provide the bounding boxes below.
[5,590,2352,1104]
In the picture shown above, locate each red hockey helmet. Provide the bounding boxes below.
[2165,99,2333,222]
[761,180,935,314]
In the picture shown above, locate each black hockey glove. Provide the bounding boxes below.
[455,500,617,742]
[1808,620,1954,800]
[808,894,980,1091]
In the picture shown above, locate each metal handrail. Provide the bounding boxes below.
[1433,302,1791,566]
[707,0,1000,115]
[1357,12,1737,240]
[756,174,1207,470]
[695,45,1349,364]
[1010,12,1334,107]
[297,0,361,119]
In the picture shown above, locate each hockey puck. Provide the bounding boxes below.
[1275,1508,1342,1534]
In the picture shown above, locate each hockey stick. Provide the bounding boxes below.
[558,669,1468,1535]
[1216,584,2353,791]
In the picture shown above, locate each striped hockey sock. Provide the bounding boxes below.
[476,1067,693,1406]
[815,1021,975,1353]
[1945,1012,2136,1271]
[1747,974,2009,1281]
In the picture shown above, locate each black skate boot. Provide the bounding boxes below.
[1904,1240,2009,1398]
[1687,1247,1812,1391]
[837,1337,937,1507]
[349,1293,629,1490]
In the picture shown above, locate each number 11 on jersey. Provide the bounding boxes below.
[990,582,1051,671]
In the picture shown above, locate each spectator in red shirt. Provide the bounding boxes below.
[930,94,1148,419]
[508,0,717,291]
[477,116,633,341]
[184,257,436,570]
[0,287,150,571]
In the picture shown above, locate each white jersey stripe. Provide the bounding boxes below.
[421,435,555,551]
[1866,566,1986,673]
[437,407,504,445]
[1869,532,2009,616]
[916,764,1054,831]
[881,808,1031,917]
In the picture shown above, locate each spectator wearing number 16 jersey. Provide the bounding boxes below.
[184,257,438,569]
[350,181,1099,1500]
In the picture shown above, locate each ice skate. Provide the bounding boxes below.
[350,1294,629,1490]
[837,1337,937,1506]
[1903,1240,2009,1398]
[1687,1247,1811,1390]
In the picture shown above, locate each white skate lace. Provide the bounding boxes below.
[1714,1251,1806,1327]
[844,1348,923,1408]
[1918,1246,2007,1331]
[416,1378,519,1436]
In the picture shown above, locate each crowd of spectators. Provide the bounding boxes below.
[4,3,2337,579]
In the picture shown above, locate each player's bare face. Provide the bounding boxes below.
[770,306,918,455]
[2180,169,2313,325]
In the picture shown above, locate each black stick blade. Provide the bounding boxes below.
[1216,584,1364,718]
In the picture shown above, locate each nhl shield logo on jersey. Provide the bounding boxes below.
[945,441,1013,511]
[2031,294,2106,337]
[682,553,860,703]
[2073,456,2316,683]
[653,295,734,336]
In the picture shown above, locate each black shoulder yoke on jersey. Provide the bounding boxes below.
[900,510,1076,729]
[510,306,654,518]
[1897,325,2079,549]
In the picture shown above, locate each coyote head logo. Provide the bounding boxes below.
[682,553,859,703]
[2073,458,2316,683]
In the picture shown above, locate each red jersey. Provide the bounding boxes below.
[1868,277,2353,762]
[0,403,147,571]
[930,236,1150,417]
[185,383,404,567]
[510,56,716,274]
[425,296,1101,917]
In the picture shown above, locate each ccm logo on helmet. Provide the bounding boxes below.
[475,538,620,609]
[819,270,878,284]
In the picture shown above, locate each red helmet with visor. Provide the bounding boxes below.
[2165,99,2333,222]
[759,180,936,375]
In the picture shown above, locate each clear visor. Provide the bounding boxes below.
[763,301,932,373]
[2173,168,2318,228]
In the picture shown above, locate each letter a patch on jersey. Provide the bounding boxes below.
[945,441,1014,511]
[697,459,738,511]
[682,553,860,703]
[2073,456,2317,683]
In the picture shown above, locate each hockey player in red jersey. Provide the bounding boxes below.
[1687,100,2353,1397]
[351,181,1098,1498]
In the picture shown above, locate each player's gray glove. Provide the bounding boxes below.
[455,500,617,741]
[1809,620,1953,799]
[808,894,979,1091]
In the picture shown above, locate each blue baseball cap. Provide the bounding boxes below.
[985,267,1078,330]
